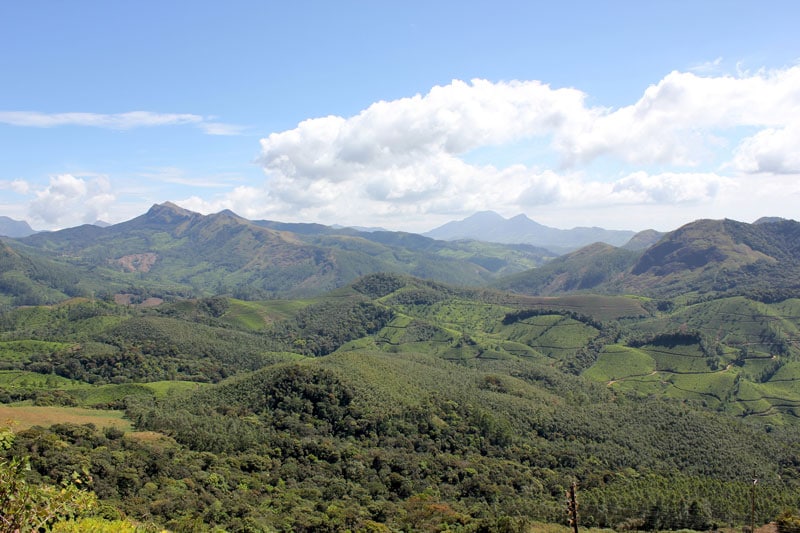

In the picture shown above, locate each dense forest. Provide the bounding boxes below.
[4,210,800,531]
[1,271,800,531]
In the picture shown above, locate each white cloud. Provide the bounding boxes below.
[0,179,30,194]
[732,122,800,174]
[609,172,731,204]
[0,110,244,135]
[29,174,115,227]
[199,122,248,136]
[555,67,800,167]
[0,111,202,129]
[689,57,724,74]
[249,67,800,231]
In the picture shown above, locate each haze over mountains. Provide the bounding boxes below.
[423,210,656,252]
[2,201,798,307]
[2,207,660,251]
[1,202,553,303]
[0,216,36,238]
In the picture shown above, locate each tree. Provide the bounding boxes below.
[0,427,96,533]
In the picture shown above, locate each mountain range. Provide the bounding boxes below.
[0,202,553,305]
[4,204,800,529]
[0,216,36,238]
[496,217,800,301]
[3,203,800,306]
[424,210,659,252]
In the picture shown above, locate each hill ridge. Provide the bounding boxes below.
[424,210,638,251]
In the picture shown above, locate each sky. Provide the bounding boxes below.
[1,1,800,233]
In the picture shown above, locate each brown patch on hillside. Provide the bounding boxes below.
[113,252,158,272]
[114,294,133,305]
[114,294,164,307]
[0,405,131,432]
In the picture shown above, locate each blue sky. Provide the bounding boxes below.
[2,1,799,232]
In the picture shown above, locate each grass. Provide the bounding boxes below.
[222,299,275,331]
[666,371,735,404]
[0,370,86,389]
[140,380,211,398]
[770,362,800,381]
[0,404,131,432]
[0,340,73,363]
[584,345,655,382]
[513,294,649,321]
[497,315,599,360]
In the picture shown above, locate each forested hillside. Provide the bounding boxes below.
[497,217,800,302]
[2,203,551,304]
[2,272,800,530]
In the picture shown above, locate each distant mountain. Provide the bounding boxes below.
[0,216,36,238]
[753,216,787,225]
[622,229,664,250]
[496,217,800,300]
[0,240,88,306]
[494,242,640,295]
[6,203,551,302]
[424,211,637,252]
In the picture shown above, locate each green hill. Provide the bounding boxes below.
[119,350,800,528]
[497,217,800,302]
[8,203,551,303]
[3,271,800,529]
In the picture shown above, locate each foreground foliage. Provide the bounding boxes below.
[1,273,800,530]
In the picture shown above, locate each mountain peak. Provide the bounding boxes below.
[424,211,634,250]
[148,202,195,217]
[0,216,37,238]
[464,211,507,223]
[754,216,789,225]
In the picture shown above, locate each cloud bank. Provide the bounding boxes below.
[28,174,115,227]
[13,67,800,232]
[239,66,800,230]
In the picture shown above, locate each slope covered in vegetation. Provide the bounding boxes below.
[2,273,800,530]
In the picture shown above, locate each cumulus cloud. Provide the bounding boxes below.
[732,122,800,174]
[555,67,800,166]
[609,172,731,204]
[0,110,243,135]
[213,68,792,229]
[29,174,115,227]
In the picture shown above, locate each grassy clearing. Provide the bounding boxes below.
[140,380,211,398]
[0,404,131,431]
[222,299,273,330]
[584,345,655,382]
[0,370,86,389]
[770,362,800,381]
[220,298,314,331]
[668,370,735,399]
[0,340,73,363]
[514,294,649,321]
[638,342,710,373]
[426,299,510,332]
[607,373,668,395]
[532,319,598,359]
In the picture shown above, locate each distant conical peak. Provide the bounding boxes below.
[467,211,506,220]
[148,202,195,216]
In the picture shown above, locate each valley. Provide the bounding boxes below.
[2,209,800,531]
